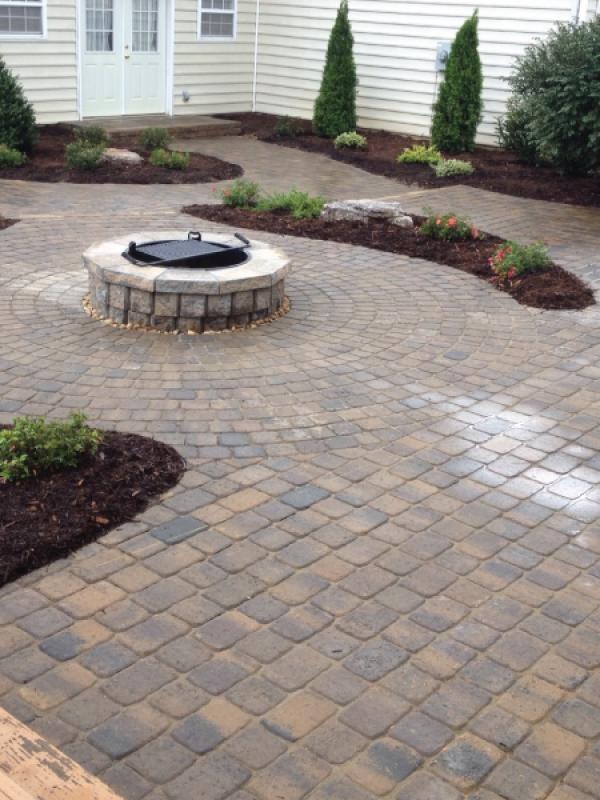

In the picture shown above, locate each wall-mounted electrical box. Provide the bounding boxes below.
[435,41,452,71]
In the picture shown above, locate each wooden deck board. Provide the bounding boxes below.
[0,710,122,800]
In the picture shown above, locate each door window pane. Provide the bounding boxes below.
[132,0,158,52]
[86,0,113,51]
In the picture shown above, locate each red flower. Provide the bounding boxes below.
[448,217,457,227]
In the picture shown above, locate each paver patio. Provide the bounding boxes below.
[2,137,600,800]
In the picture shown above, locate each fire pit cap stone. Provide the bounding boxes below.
[83,231,289,295]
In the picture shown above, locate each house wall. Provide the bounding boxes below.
[253,0,578,145]
[0,0,78,122]
[172,0,256,116]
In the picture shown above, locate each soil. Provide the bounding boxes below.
[0,217,18,231]
[0,430,185,586]
[0,124,242,184]
[183,203,594,312]
[218,112,600,209]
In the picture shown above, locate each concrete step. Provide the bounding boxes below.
[74,114,241,138]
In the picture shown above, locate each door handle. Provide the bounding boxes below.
[124,44,130,59]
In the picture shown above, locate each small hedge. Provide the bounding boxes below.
[76,125,109,147]
[0,144,25,168]
[433,158,474,177]
[65,142,105,170]
[397,144,442,164]
[149,148,190,170]
[139,127,171,151]
[0,413,102,482]
[257,189,325,219]
[334,131,367,149]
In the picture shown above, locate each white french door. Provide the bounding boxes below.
[81,0,167,117]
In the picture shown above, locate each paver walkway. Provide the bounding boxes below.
[1,138,600,800]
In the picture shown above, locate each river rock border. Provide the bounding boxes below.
[83,231,290,333]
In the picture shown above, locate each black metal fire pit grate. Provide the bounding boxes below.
[123,231,251,269]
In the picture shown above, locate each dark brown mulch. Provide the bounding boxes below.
[0,124,242,184]
[183,202,594,312]
[0,430,185,587]
[217,112,600,209]
[0,217,18,231]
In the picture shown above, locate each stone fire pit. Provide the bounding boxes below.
[83,231,289,333]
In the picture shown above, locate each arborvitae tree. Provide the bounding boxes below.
[313,0,357,137]
[431,11,483,152]
[0,57,37,153]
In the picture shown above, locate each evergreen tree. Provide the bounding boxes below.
[431,11,483,152]
[0,57,37,153]
[313,0,357,137]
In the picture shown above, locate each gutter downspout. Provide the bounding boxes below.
[252,0,261,111]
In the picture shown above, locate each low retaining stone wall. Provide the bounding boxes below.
[83,232,289,333]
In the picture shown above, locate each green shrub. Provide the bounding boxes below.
[433,158,474,177]
[313,0,357,137]
[65,142,105,170]
[274,116,303,138]
[0,412,102,482]
[0,144,25,167]
[0,56,37,154]
[149,148,190,170]
[75,125,108,147]
[489,241,552,281]
[497,96,540,165]
[501,17,600,175]
[397,144,442,164]
[334,131,367,149]
[221,178,262,207]
[257,189,326,219]
[431,12,483,153]
[420,210,481,241]
[139,127,171,151]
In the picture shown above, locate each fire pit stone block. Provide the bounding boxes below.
[83,232,289,333]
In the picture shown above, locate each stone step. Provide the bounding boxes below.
[74,114,241,139]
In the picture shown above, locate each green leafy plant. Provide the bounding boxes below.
[433,158,474,177]
[220,178,262,207]
[0,144,25,167]
[431,12,483,153]
[75,125,109,147]
[139,126,171,151]
[334,131,367,149]
[0,56,37,154]
[274,116,303,138]
[420,209,481,241]
[149,148,190,170]
[313,0,357,137]
[397,144,442,164]
[0,413,102,482]
[65,142,105,170]
[489,241,552,282]
[497,96,540,165]
[500,17,600,175]
[257,189,326,219]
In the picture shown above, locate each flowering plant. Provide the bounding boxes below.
[489,240,551,282]
[419,209,482,241]
[220,179,262,208]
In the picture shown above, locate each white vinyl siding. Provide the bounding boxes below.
[254,0,576,145]
[172,0,254,115]
[0,0,77,121]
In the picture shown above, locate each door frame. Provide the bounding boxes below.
[76,0,175,118]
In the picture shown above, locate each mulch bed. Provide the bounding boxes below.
[0,217,18,231]
[0,124,242,184]
[218,112,600,209]
[0,430,185,587]
[184,203,594,311]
